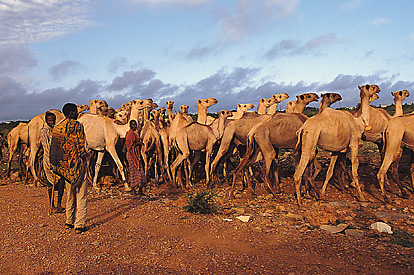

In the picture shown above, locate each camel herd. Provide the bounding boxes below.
[5,85,414,206]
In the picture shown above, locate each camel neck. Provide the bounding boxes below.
[294,102,306,113]
[394,101,403,117]
[197,106,207,124]
[267,103,279,114]
[257,103,268,115]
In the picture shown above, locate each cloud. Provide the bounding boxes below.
[125,0,212,7]
[107,57,128,74]
[49,60,82,81]
[264,33,343,60]
[218,0,299,42]
[0,0,97,47]
[341,0,364,11]
[2,65,414,122]
[371,17,390,26]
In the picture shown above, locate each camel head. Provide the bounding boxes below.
[152,109,161,118]
[272,93,289,103]
[132,99,153,110]
[90,99,109,115]
[76,104,90,114]
[114,109,129,124]
[149,102,159,111]
[180,104,190,114]
[166,100,174,109]
[286,101,297,113]
[216,110,233,138]
[321,93,342,107]
[296,93,319,105]
[121,101,132,112]
[260,98,276,108]
[358,84,381,98]
[198,98,218,109]
[160,107,167,117]
[392,90,410,101]
[102,107,116,118]
[369,93,379,103]
[237,103,255,112]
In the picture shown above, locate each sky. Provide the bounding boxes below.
[1,0,414,122]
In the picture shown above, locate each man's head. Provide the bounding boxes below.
[129,119,138,131]
[45,112,56,128]
[62,103,78,119]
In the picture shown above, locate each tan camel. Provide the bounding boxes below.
[166,100,175,123]
[267,93,290,114]
[377,113,414,199]
[392,90,410,117]
[197,98,218,125]
[170,110,232,188]
[293,107,366,206]
[89,99,108,115]
[230,103,255,120]
[78,99,152,190]
[180,104,193,123]
[286,101,297,113]
[229,93,319,198]
[77,105,90,114]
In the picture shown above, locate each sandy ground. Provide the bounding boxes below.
[1,150,414,274]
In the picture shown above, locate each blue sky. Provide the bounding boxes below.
[1,0,414,121]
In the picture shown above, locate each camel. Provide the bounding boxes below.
[89,100,108,115]
[78,99,152,190]
[170,110,233,188]
[293,106,366,206]
[77,105,90,114]
[197,98,218,125]
[267,93,290,114]
[377,113,414,199]
[180,104,193,123]
[230,103,255,120]
[166,100,175,122]
[392,90,410,117]
[228,93,319,198]
[256,98,276,115]
[319,93,342,112]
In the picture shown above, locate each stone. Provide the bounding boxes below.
[345,229,365,238]
[320,223,348,234]
[232,207,245,215]
[236,215,250,223]
[286,213,303,220]
[370,222,393,234]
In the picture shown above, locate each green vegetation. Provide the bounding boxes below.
[390,229,414,247]
[183,190,218,214]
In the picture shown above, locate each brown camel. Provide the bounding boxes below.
[6,122,28,179]
[89,99,108,115]
[229,93,319,198]
[285,101,297,113]
[293,106,366,206]
[166,100,175,123]
[377,112,414,199]
[180,104,193,123]
[170,110,232,188]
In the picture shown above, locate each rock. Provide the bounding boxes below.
[236,215,250,223]
[286,213,303,220]
[91,241,100,246]
[38,224,45,228]
[370,222,393,234]
[345,229,365,238]
[320,223,348,234]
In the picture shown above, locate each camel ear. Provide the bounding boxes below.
[300,95,304,100]
[198,100,201,103]
[365,84,370,89]
[391,92,394,96]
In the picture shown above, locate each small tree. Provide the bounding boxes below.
[183,190,218,214]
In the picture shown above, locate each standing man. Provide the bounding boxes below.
[50,103,88,234]
[40,112,65,213]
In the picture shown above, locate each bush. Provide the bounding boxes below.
[183,190,218,214]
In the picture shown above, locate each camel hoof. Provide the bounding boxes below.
[124,186,132,192]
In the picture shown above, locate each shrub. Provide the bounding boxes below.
[183,190,218,214]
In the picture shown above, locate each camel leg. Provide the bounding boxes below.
[377,129,404,201]
[410,151,414,193]
[320,153,339,198]
[349,141,365,202]
[170,153,187,188]
[92,151,105,190]
[389,147,408,198]
[312,151,322,181]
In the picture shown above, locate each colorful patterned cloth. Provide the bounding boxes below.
[40,124,60,187]
[50,118,86,186]
[126,129,146,188]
